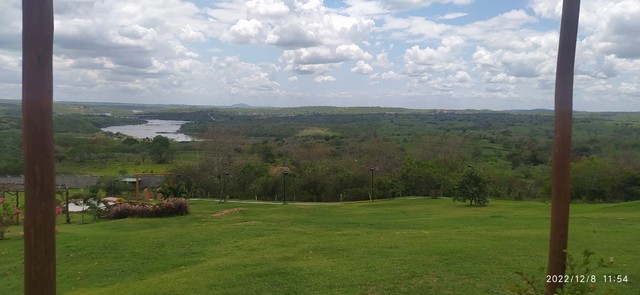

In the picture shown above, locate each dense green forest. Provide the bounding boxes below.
[1,99,639,203]
[171,108,640,203]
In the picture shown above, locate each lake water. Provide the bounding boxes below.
[102,120,194,142]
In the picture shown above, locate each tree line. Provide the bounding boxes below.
[168,111,640,203]
[1,109,639,203]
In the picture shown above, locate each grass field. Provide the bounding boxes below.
[1,199,638,294]
[55,151,194,175]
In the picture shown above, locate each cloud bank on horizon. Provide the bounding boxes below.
[0,0,639,111]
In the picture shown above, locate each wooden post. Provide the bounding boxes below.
[545,1,581,294]
[15,191,20,226]
[22,0,56,294]
[65,189,71,224]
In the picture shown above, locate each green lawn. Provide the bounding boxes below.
[1,199,638,294]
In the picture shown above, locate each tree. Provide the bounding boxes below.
[454,167,489,206]
[251,142,277,163]
[299,165,328,202]
[158,181,188,199]
[149,135,175,164]
[236,163,268,199]
[400,157,447,197]
[171,164,209,198]
[570,157,613,202]
[375,175,404,198]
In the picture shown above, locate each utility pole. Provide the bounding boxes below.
[546,1,581,294]
[22,0,56,294]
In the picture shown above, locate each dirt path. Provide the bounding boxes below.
[211,208,246,217]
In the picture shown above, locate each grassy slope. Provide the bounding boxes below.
[55,150,195,175]
[2,199,638,294]
[55,157,177,175]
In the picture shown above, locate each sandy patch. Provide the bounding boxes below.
[212,208,246,217]
[3,231,24,238]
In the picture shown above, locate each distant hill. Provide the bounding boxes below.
[229,103,251,108]
[507,109,553,113]
[4,98,640,117]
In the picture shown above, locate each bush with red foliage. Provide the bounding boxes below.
[102,198,189,219]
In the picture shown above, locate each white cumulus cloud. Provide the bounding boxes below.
[314,75,336,83]
[227,19,266,44]
[351,60,374,74]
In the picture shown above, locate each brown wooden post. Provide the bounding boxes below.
[15,191,20,225]
[22,0,56,294]
[545,0,581,294]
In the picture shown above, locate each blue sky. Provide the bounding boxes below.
[1,0,639,110]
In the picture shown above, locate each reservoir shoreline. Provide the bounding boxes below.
[102,119,194,142]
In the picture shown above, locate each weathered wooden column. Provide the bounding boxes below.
[22,0,56,294]
[545,0,581,294]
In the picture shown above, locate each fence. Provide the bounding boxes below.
[0,175,100,189]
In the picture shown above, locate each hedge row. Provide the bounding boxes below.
[102,198,189,219]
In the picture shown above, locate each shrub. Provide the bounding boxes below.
[509,249,619,295]
[102,198,189,219]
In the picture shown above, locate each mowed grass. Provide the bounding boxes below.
[1,199,638,294]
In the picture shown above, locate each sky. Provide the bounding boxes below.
[0,0,639,111]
